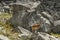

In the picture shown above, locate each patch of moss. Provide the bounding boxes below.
[51,33,60,37]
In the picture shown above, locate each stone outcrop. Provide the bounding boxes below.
[8,0,60,33]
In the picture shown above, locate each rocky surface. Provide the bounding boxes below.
[8,0,60,33]
[0,0,60,40]
[0,12,60,40]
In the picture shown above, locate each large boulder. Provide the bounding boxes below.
[8,0,60,33]
[9,1,52,33]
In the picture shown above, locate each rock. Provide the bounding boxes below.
[8,1,52,33]
[8,0,60,33]
[18,26,32,37]
[19,32,59,40]
[54,20,60,26]
[41,12,54,23]
[38,32,59,40]
[17,27,59,40]
[52,20,60,33]
[9,1,42,32]
[0,35,10,40]
[37,13,51,33]
[53,12,60,20]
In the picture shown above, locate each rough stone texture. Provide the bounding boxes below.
[8,0,60,33]
[18,26,59,40]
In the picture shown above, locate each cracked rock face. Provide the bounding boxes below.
[9,1,51,33]
[9,0,60,33]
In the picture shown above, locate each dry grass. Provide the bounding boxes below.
[0,12,21,40]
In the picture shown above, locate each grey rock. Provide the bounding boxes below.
[8,0,60,33]
[54,20,60,26]
[38,32,59,40]
[41,12,54,23]
[52,20,60,33]
[8,1,52,33]
[18,26,32,37]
